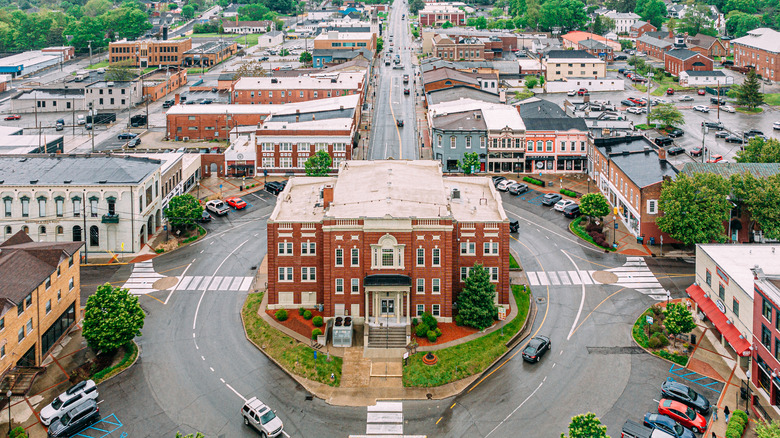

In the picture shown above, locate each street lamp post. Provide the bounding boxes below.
[196,181,200,200]
[7,389,12,437]
[612,215,617,248]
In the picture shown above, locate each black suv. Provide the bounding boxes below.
[47,399,100,437]
[710,96,726,104]
[660,377,711,415]
[667,128,684,138]
[654,136,673,147]
[509,219,519,233]
[265,180,287,196]
[744,129,764,138]
[703,121,725,130]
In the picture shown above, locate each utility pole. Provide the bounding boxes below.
[33,91,38,129]
[88,41,93,68]
[89,102,95,153]
[645,73,653,126]
[717,81,721,121]
[82,190,88,264]
[71,98,75,136]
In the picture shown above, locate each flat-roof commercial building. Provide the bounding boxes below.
[109,38,193,68]
[0,232,82,375]
[10,89,85,114]
[748,257,780,412]
[231,72,365,104]
[0,50,63,78]
[312,31,376,68]
[183,40,238,68]
[0,155,164,255]
[543,50,607,82]
[266,160,510,347]
[86,81,143,111]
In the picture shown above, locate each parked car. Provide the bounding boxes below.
[657,399,707,433]
[206,200,229,216]
[628,106,645,114]
[697,89,706,95]
[667,128,684,138]
[622,419,655,438]
[707,154,724,163]
[614,54,627,60]
[242,397,284,438]
[690,146,704,156]
[492,176,507,187]
[715,131,729,138]
[265,181,287,195]
[496,180,517,191]
[667,146,685,155]
[508,183,529,195]
[553,199,575,212]
[55,123,64,131]
[85,123,93,130]
[509,219,519,233]
[654,136,673,147]
[693,105,709,112]
[117,132,137,140]
[678,95,694,102]
[46,399,101,437]
[721,105,736,113]
[577,88,589,96]
[77,115,86,125]
[621,99,638,107]
[4,114,20,121]
[773,121,780,130]
[198,211,212,223]
[541,193,562,206]
[721,59,734,66]
[744,129,765,138]
[643,413,696,438]
[127,138,141,148]
[563,203,580,218]
[710,96,726,105]
[567,90,577,96]
[725,134,744,144]
[224,197,247,210]
[703,121,725,130]
[661,378,711,415]
[40,380,98,426]
[162,99,175,108]
[521,335,551,363]
[666,88,675,95]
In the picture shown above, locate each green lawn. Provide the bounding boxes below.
[569,216,615,251]
[402,285,531,387]
[634,123,657,130]
[509,254,520,269]
[763,93,780,106]
[176,33,262,46]
[86,60,109,70]
[242,292,342,386]
[736,106,763,114]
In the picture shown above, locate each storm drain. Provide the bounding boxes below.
[586,346,646,355]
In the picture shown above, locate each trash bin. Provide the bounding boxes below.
[690,334,697,345]
[548,181,554,187]
[637,236,643,244]
[649,237,656,245]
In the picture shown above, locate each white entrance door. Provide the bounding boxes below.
[380,299,395,317]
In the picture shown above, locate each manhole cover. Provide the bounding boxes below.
[536,297,546,304]
[591,271,619,284]
[152,276,178,290]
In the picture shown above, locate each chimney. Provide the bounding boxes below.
[322,183,334,208]
[175,93,180,104]
[668,29,673,39]
[162,25,168,41]
[296,114,300,122]
[658,147,667,162]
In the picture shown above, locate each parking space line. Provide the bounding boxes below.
[668,365,724,392]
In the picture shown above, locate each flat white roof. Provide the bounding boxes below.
[233,72,364,91]
[315,32,374,40]
[0,51,59,68]
[697,244,780,298]
[261,117,353,131]
[428,98,525,131]
[116,152,184,174]
[270,160,507,223]
[166,94,360,115]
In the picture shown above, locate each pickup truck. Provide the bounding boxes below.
[622,420,675,438]
[403,74,409,84]
[206,200,229,216]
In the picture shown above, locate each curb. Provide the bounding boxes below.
[568,217,615,252]
[506,291,537,350]
[629,307,693,370]
[95,340,141,386]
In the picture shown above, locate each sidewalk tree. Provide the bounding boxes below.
[649,103,684,128]
[233,60,265,79]
[82,283,145,354]
[299,51,312,65]
[561,413,609,438]
[579,193,610,222]
[757,419,780,438]
[457,264,497,330]
[735,137,780,163]
[376,37,384,52]
[279,48,290,56]
[175,433,205,438]
[304,150,332,176]
[458,152,480,174]
[656,172,731,245]
[409,0,425,14]
[181,4,195,18]
[164,194,203,231]
[663,302,695,346]
[105,59,137,82]
[731,173,780,241]
[735,69,764,109]
[525,76,538,89]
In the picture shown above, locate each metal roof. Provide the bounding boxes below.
[0,155,160,186]
[680,162,780,178]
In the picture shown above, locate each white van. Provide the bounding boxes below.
[76,114,86,125]
[97,67,106,74]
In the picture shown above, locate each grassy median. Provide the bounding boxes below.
[402,285,531,387]
[242,292,342,387]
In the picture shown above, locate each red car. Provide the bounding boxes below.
[224,197,248,210]
[4,114,20,121]
[658,399,707,433]
[697,89,706,95]
[577,88,589,95]
[707,154,724,163]
[628,97,643,105]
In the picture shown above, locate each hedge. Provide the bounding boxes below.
[523,176,545,186]
[560,188,577,197]
[725,410,748,438]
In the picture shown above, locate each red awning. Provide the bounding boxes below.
[686,284,752,356]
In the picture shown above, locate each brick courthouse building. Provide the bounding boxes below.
[266,160,511,327]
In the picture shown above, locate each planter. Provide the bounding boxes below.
[316,334,326,345]
[422,352,438,365]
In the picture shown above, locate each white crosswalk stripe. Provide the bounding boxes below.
[365,402,403,436]
[121,261,164,295]
[175,275,254,292]
[524,259,667,299]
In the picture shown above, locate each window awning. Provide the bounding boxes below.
[686,284,751,356]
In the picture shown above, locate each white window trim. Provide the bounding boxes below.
[335,248,344,267]
[335,278,344,294]
[416,278,425,294]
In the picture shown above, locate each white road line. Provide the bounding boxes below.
[527,272,539,286]
[562,250,586,341]
[219,276,233,289]
[568,270,582,285]
[485,380,544,438]
[537,271,549,286]
[208,276,223,291]
[240,276,253,291]
[190,276,204,290]
[548,271,560,285]
[220,378,225,383]
[558,271,571,285]
[166,263,193,304]
[230,277,243,290]
[193,239,249,331]
[225,384,246,402]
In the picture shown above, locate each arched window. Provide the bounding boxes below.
[22,226,29,234]
[89,226,99,247]
[4,226,10,235]
[57,226,63,235]
[39,226,46,235]
[72,225,82,242]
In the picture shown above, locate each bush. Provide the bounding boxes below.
[422,312,437,330]
[303,310,313,320]
[649,332,669,348]
[560,188,577,197]
[455,315,463,326]
[411,317,418,326]
[649,321,664,335]
[725,410,748,438]
[427,330,438,342]
[648,334,663,348]
[434,327,442,337]
[311,328,322,340]
[275,309,288,321]
[299,307,306,316]
[10,427,28,438]
[312,316,324,327]
[585,221,603,233]
[523,176,545,186]
[651,305,664,317]
[415,323,430,338]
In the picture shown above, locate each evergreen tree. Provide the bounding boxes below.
[458,264,497,330]
[736,69,764,109]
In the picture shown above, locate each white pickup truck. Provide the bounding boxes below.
[206,200,229,216]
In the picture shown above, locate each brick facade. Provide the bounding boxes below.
[109,39,193,68]
[629,22,657,39]
[664,51,713,77]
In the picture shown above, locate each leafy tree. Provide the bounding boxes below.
[299,51,312,64]
[656,173,732,245]
[627,55,650,75]
[169,3,178,9]
[104,7,153,40]
[636,0,667,28]
[105,59,137,81]
[620,39,633,51]
[490,7,504,17]
[677,4,717,36]
[409,0,425,14]
[592,15,614,34]
[725,0,759,14]
[457,264,497,330]
[233,60,265,79]
[731,173,780,241]
[181,4,195,19]
[735,69,764,109]
[756,419,780,438]
[663,302,696,346]
[649,103,684,128]
[561,413,609,438]
[736,137,780,163]
[194,22,220,33]
[83,0,111,17]
[467,16,489,29]
[458,152,480,174]
[525,76,538,89]
[304,150,332,176]
[442,20,453,28]
[83,283,145,354]
[239,3,273,21]
[279,48,290,56]
[538,0,588,30]
[606,0,636,13]
[164,194,204,231]
[726,11,762,37]
[579,193,610,221]
[175,433,205,438]
[65,16,108,53]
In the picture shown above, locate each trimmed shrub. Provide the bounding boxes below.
[312,316,324,327]
[455,315,464,326]
[560,189,577,197]
[415,323,430,338]
[434,327,442,337]
[523,176,545,186]
[427,330,438,342]
[299,307,306,316]
[411,318,418,326]
[275,309,288,321]
[725,409,748,438]
[10,427,28,438]
[303,310,313,320]
[311,328,322,340]
[649,321,664,335]
[648,334,663,348]
[654,332,669,347]
[585,221,603,233]
[422,312,437,330]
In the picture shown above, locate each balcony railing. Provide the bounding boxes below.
[102,214,119,224]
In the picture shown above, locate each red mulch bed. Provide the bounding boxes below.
[266,309,325,339]
[413,322,479,347]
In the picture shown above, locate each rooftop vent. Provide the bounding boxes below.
[452,188,461,199]
[30,180,37,184]
[271,78,278,83]
[63,180,71,184]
